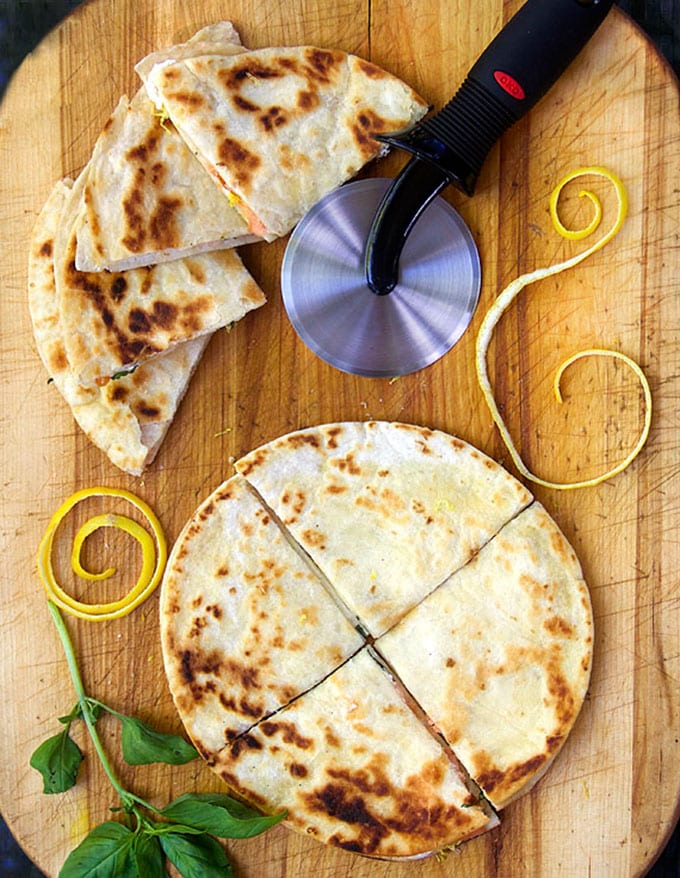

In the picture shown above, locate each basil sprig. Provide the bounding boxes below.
[30,601,286,877]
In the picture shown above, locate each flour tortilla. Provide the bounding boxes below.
[56,168,266,388]
[28,179,209,475]
[235,421,533,635]
[375,501,594,810]
[160,474,364,755]
[74,91,257,272]
[140,46,429,239]
[133,21,247,83]
[212,648,497,859]
[76,24,254,272]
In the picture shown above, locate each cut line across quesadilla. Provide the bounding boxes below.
[139,44,429,240]
[161,473,364,755]
[211,648,498,859]
[28,179,209,476]
[375,501,594,810]
[235,421,533,636]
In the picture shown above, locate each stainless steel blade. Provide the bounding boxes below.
[280,178,481,377]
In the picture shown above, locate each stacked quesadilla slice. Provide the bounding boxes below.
[74,24,253,272]
[138,43,429,240]
[28,175,265,474]
[29,21,430,474]
[161,422,594,859]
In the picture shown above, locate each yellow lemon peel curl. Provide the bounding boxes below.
[37,487,167,621]
[475,166,651,490]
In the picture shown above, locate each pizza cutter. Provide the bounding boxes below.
[281,0,614,377]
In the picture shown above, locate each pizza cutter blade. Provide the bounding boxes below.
[281,0,614,377]
[281,177,481,378]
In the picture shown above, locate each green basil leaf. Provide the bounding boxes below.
[131,832,165,878]
[59,821,134,878]
[161,793,286,839]
[30,728,83,794]
[118,715,197,765]
[160,831,232,878]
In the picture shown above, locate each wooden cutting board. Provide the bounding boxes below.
[1,1,678,875]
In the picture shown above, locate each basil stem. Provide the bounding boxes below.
[46,600,154,816]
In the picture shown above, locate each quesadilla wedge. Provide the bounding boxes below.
[74,91,257,272]
[212,648,498,859]
[133,21,247,83]
[28,179,209,476]
[139,46,429,240]
[76,24,254,272]
[160,473,364,755]
[375,501,594,810]
[56,168,266,388]
[235,421,533,636]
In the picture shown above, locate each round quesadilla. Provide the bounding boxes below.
[161,422,593,859]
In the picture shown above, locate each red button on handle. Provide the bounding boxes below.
[493,70,526,100]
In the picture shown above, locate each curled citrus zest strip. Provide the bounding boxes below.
[476,166,651,490]
[548,166,614,240]
[37,487,167,621]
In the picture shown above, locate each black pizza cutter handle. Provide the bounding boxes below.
[365,0,614,294]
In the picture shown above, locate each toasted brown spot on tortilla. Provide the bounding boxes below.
[134,401,162,420]
[126,132,159,163]
[48,343,69,374]
[544,615,575,637]
[149,196,182,248]
[220,63,283,91]
[297,89,320,111]
[110,384,129,403]
[325,426,343,449]
[302,529,326,549]
[110,276,127,302]
[357,59,389,79]
[166,90,205,110]
[289,762,308,778]
[286,432,321,449]
[184,260,206,284]
[39,239,53,258]
[478,752,547,796]
[217,138,261,189]
[325,483,347,494]
[304,48,341,84]
[230,734,264,758]
[259,106,288,132]
[332,452,361,475]
[128,308,152,335]
[233,95,259,112]
[259,720,313,750]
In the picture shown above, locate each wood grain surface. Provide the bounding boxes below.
[1,1,679,876]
